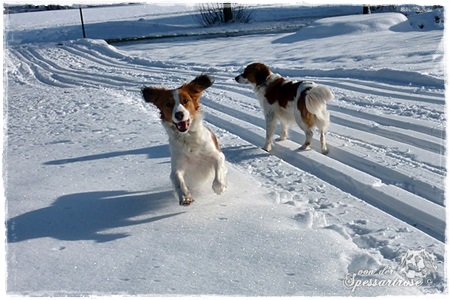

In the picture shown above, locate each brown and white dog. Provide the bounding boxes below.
[142,75,227,205]
[235,63,334,154]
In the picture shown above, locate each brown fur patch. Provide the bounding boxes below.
[265,78,302,108]
[142,87,175,123]
[242,63,271,86]
[177,87,201,120]
[208,128,221,151]
[297,87,315,128]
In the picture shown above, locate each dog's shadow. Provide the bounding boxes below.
[8,145,277,244]
[222,145,269,164]
[7,190,183,243]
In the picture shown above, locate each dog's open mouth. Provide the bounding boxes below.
[174,120,190,133]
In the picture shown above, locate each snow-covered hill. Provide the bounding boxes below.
[3,3,446,297]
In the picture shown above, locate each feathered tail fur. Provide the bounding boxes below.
[305,85,334,130]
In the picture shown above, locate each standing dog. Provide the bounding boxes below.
[142,75,227,205]
[235,63,334,154]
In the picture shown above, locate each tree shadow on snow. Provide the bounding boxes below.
[7,190,183,243]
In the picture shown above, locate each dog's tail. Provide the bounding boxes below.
[305,85,334,130]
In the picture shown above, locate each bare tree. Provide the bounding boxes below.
[194,3,252,27]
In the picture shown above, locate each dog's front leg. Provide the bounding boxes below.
[278,121,289,141]
[263,110,277,152]
[212,152,227,195]
[170,170,193,205]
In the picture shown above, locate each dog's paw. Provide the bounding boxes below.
[262,145,272,152]
[321,148,329,155]
[300,144,312,151]
[213,179,227,195]
[179,195,194,206]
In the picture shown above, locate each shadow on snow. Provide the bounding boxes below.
[9,144,267,244]
[7,190,183,243]
[43,145,170,165]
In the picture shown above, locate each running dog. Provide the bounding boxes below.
[142,75,227,205]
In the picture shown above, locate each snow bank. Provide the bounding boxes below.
[406,9,445,31]
[274,13,412,43]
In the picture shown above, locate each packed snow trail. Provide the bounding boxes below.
[5,79,442,295]
[5,40,445,242]
[5,39,445,295]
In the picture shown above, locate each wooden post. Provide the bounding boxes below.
[363,5,371,14]
[223,3,233,22]
[79,7,86,38]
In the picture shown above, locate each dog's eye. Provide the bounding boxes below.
[166,102,174,108]
[182,98,189,104]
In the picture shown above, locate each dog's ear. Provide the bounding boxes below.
[188,74,214,93]
[254,66,270,86]
[142,86,166,105]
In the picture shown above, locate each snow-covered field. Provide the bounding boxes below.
[3,3,447,297]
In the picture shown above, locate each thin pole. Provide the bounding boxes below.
[79,7,86,38]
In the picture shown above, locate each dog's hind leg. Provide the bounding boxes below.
[316,116,330,154]
[295,113,312,151]
[320,130,328,155]
[300,128,313,151]
[212,152,227,195]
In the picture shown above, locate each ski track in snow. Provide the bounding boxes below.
[6,41,446,243]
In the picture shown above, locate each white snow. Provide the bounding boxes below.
[2,2,447,297]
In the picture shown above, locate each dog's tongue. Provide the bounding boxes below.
[175,120,190,132]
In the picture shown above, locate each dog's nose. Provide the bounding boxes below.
[235,76,240,82]
[175,111,184,121]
